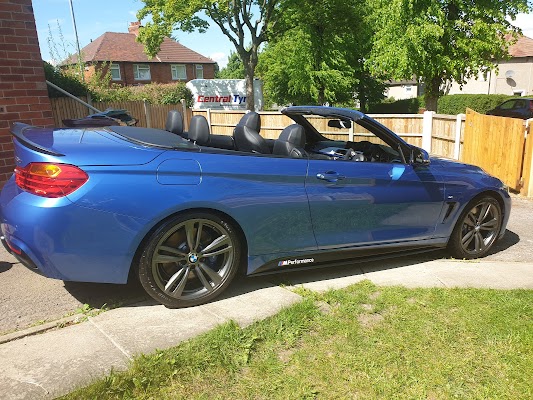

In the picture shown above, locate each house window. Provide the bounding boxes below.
[133,64,151,80]
[405,85,413,93]
[195,64,204,79]
[171,64,187,80]
[110,63,121,80]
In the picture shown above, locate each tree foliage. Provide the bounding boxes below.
[137,0,280,110]
[369,0,532,111]
[257,0,385,110]
[217,51,245,79]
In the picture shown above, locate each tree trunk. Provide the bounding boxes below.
[244,64,255,111]
[424,76,442,112]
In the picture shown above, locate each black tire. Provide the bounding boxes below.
[137,212,242,308]
[447,196,502,259]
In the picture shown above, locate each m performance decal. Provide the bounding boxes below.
[278,258,315,267]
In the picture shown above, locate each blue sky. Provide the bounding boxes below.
[33,0,533,69]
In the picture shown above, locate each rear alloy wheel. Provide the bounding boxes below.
[447,196,502,259]
[138,212,241,308]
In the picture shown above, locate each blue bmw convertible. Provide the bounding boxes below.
[0,106,510,307]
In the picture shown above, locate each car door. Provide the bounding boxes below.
[306,158,445,249]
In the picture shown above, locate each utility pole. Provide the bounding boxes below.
[68,0,84,82]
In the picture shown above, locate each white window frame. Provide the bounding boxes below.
[171,64,187,80]
[133,64,151,81]
[195,64,204,79]
[110,63,121,81]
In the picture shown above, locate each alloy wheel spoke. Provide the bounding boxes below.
[184,221,197,251]
[194,266,213,292]
[155,254,186,264]
[202,245,232,258]
[464,213,477,227]
[480,218,498,231]
[474,232,483,252]
[477,203,491,224]
[462,229,475,247]
[158,246,187,257]
[164,267,188,295]
[198,262,222,286]
[194,222,204,252]
[478,232,488,251]
[201,235,230,254]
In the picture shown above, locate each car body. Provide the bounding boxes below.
[486,98,533,119]
[1,106,511,307]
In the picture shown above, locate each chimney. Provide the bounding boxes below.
[128,21,141,36]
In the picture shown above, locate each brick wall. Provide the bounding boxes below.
[0,0,54,187]
[93,61,216,86]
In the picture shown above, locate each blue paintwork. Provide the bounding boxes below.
[0,107,511,285]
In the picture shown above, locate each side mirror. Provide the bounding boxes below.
[328,119,352,129]
[411,147,430,166]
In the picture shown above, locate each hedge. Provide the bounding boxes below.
[436,94,514,115]
[368,94,516,115]
[367,97,425,114]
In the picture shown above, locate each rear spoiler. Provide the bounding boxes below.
[10,122,65,157]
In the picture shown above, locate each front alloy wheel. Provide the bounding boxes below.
[448,196,502,259]
[138,213,241,308]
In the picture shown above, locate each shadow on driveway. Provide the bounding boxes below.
[61,229,520,310]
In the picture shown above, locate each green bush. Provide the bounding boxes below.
[91,83,193,107]
[368,96,425,114]
[43,61,91,98]
[436,94,515,115]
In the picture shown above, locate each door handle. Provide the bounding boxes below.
[316,171,345,182]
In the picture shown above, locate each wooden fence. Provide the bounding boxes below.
[49,97,191,131]
[48,97,533,195]
[192,109,463,159]
[462,109,533,194]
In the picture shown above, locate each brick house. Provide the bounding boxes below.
[0,0,54,187]
[66,22,216,85]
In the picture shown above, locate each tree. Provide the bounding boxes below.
[369,0,532,111]
[217,51,245,78]
[257,0,385,109]
[137,0,280,110]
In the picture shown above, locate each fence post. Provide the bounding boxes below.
[454,114,465,160]
[180,99,189,131]
[86,92,94,115]
[422,111,434,153]
[143,101,152,128]
[349,122,354,142]
[206,108,212,132]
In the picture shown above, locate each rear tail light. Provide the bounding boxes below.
[15,163,88,198]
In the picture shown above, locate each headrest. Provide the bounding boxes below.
[237,112,261,132]
[188,115,210,145]
[165,110,184,135]
[278,124,306,147]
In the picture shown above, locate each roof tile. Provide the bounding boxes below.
[66,32,214,64]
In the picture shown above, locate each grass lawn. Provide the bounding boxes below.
[62,281,532,399]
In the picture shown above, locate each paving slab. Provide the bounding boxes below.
[203,278,302,327]
[0,322,128,400]
[277,259,533,292]
[89,277,301,357]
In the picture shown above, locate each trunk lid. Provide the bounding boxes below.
[11,123,169,167]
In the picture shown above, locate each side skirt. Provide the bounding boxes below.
[250,243,446,277]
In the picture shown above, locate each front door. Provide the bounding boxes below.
[306,158,445,249]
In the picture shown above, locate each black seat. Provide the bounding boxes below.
[272,124,307,158]
[233,112,270,154]
[188,115,210,146]
[165,110,186,138]
[238,111,261,132]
